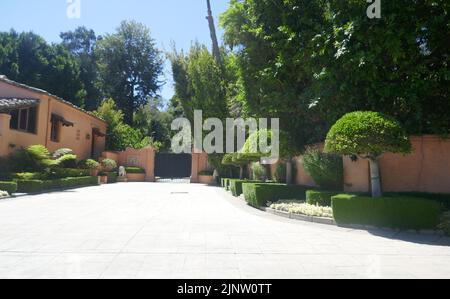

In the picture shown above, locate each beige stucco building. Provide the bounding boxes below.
[0,76,107,160]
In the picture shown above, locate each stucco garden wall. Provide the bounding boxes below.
[191,152,210,183]
[102,147,156,182]
[285,136,450,194]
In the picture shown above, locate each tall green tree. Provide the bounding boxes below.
[134,97,175,152]
[97,21,164,124]
[94,98,151,151]
[169,43,228,123]
[60,27,103,111]
[220,0,450,142]
[0,30,86,106]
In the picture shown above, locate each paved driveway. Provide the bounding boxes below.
[0,183,449,279]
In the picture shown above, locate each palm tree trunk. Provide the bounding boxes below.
[206,0,221,64]
[369,157,382,198]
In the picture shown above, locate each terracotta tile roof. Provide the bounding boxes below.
[0,76,106,123]
[0,98,40,112]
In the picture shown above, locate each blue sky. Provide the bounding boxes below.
[0,0,230,100]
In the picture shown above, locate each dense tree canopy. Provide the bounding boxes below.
[97,21,164,124]
[169,43,229,123]
[220,0,450,144]
[0,30,86,107]
[60,27,102,111]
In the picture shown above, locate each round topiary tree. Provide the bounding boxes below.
[242,129,299,185]
[325,111,412,198]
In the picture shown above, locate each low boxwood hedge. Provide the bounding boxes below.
[221,178,232,190]
[106,172,118,184]
[306,190,341,207]
[16,177,99,194]
[242,183,307,208]
[332,194,442,230]
[125,167,146,174]
[229,180,261,197]
[385,192,450,210]
[0,181,18,195]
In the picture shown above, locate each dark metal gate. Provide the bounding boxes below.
[155,153,192,179]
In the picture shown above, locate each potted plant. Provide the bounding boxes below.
[125,167,146,182]
[78,159,101,177]
[198,170,215,185]
[98,159,118,185]
[98,171,108,184]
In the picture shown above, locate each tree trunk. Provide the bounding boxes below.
[369,157,382,198]
[206,0,222,64]
[286,157,293,185]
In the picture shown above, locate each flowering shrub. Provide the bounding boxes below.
[270,201,333,218]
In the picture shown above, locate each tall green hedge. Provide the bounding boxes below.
[229,180,261,197]
[332,194,441,230]
[0,181,18,195]
[243,183,307,207]
[306,190,340,207]
[16,177,99,194]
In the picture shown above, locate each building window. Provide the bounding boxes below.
[51,119,60,142]
[9,107,37,134]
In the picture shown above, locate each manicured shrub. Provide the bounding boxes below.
[325,112,411,197]
[0,181,18,194]
[221,178,231,190]
[125,167,146,174]
[243,183,307,208]
[252,163,266,181]
[385,192,450,210]
[303,149,343,191]
[229,179,261,197]
[101,159,118,172]
[51,168,90,179]
[306,190,341,207]
[331,194,441,230]
[198,170,214,176]
[14,172,48,180]
[106,172,118,184]
[274,163,286,183]
[78,159,100,170]
[0,150,35,173]
[16,177,98,194]
[57,154,78,168]
[16,180,44,193]
[53,148,74,159]
[26,145,57,170]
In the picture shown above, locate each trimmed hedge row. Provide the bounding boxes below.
[16,176,99,194]
[13,169,91,180]
[229,180,261,197]
[0,181,18,194]
[107,172,118,184]
[243,183,307,207]
[221,178,232,190]
[306,190,341,207]
[332,194,441,230]
[385,192,450,210]
[125,167,146,174]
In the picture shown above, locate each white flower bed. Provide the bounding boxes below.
[270,201,333,218]
[0,191,9,199]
